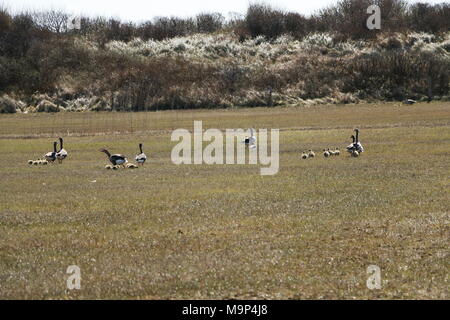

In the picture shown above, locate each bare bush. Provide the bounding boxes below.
[33,9,68,34]
[408,2,450,33]
[196,13,224,33]
[244,4,307,40]
[0,94,23,113]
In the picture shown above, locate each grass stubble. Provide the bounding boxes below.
[0,102,449,299]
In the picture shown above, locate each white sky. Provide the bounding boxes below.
[1,0,447,22]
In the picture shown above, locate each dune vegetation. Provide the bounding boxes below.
[0,1,449,113]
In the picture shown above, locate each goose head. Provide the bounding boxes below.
[58,137,64,150]
[99,148,111,158]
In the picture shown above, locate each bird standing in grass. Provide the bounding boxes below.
[308,150,315,158]
[354,129,364,153]
[135,143,147,166]
[243,128,257,149]
[403,99,416,105]
[301,152,308,159]
[100,149,128,167]
[56,137,68,164]
[323,149,330,158]
[44,141,58,163]
[346,135,356,154]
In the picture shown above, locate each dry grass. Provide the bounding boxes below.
[0,102,449,299]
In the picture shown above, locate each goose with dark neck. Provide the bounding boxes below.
[100,149,127,167]
[44,141,58,162]
[346,135,356,153]
[354,129,364,153]
[56,137,68,163]
[135,143,147,166]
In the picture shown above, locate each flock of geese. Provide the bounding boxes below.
[300,129,364,159]
[28,137,147,169]
[101,143,147,170]
[27,128,364,168]
[28,137,67,166]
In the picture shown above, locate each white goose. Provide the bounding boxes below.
[243,128,257,149]
[135,143,147,166]
[56,137,68,164]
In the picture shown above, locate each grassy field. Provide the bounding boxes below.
[0,102,449,299]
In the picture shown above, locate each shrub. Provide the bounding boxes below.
[408,2,450,34]
[36,99,59,112]
[0,6,12,32]
[244,4,307,40]
[196,13,224,33]
[0,94,21,113]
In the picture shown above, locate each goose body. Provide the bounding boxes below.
[135,143,147,165]
[100,149,128,166]
[56,137,68,163]
[346,135,357,153]
[243,128,257,148]
[403,99,416,105]
[44,142,58,162]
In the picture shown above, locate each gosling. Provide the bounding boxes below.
[351,150,359,158]
[301,152,309,160]
[105,165,113,170]
[308,150,315,158]
[323,149,330,158]
[126,163,139,169]
[334,148,340,156]
[328,148,335,156]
